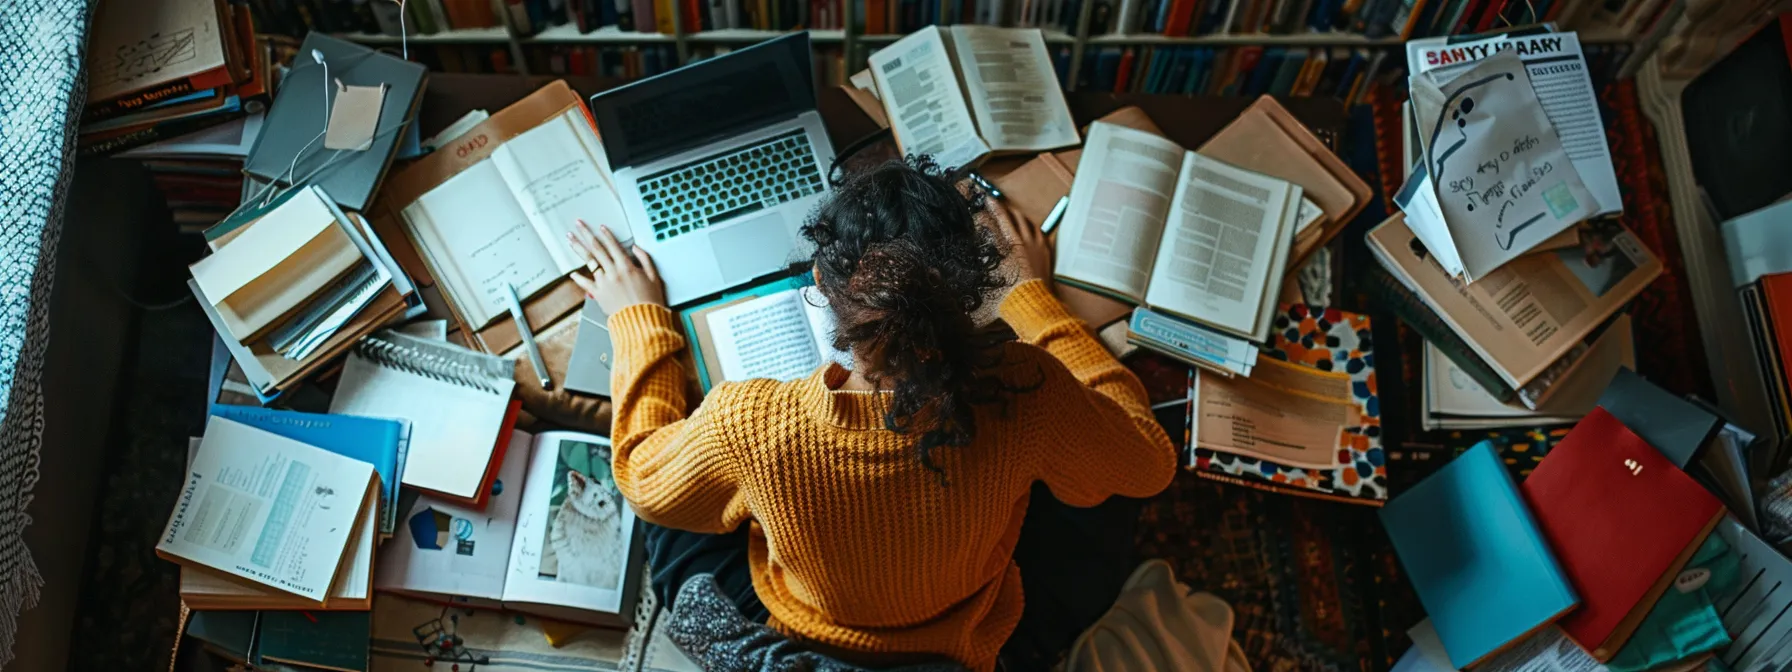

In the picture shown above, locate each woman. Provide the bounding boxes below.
[567,158,1177,671]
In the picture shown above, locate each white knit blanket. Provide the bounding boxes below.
[0,0,91,665]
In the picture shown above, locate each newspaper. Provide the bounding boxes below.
[1407,31,1621,217]
[1410,51,1597,281]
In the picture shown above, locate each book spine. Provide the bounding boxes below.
[615,0,635,29]
[633,0,656,30]
[1191,468,1381,506]
[79,111,249,158]
[1365,263,1519,402]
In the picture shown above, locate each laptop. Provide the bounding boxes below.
[589,32,837,307]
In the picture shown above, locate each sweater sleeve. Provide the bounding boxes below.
[1000,280,1177,506]
[606,304,750,534]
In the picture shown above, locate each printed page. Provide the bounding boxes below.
[1142,153,1297,338]
[1053,122,1185,301]
[504,432,634,616]
[1193,368,1357,470]
[708,290,824,383]
[491,108,632,272]
[374,431,529,603]
[948,26,1079,153]
[157,418,373,602]
[798,286,853,368]
[403,160,561,327]
[867,27,992,169]
[1408,32,1620,216]
[87,0,228,101]
[1411,51,1597,281]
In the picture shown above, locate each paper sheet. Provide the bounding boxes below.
[1055,122,1184,300]
[1411,51,1597,281]
[949,26,1078,153]
[324,83,386,151]
[1192,366,1357,470]
[405,161,560,327]
[1143,153,1298,337]
[1714,517,1792,672]
[868,27,991,169]
[1408,31,1621,217]
[709,290,826,383]
[491,109,631,254]
[87,0,229,101]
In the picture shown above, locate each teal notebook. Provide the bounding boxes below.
[256,610,371,672]
[1379,441,1578,668]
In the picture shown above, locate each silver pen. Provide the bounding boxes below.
[504,283,552,390]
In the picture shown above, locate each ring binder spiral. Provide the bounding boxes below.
[330,329,517,500]
[352,331,512,394]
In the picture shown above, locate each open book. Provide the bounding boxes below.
[682,278,849,391]
[158,418,378,604]
[867,26,1078,169]
[1055,122,1304,343]
[400,107,627,328]
[376,430,644,628]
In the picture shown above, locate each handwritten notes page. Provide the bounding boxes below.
[402,109,627,327]
[868,27,992,169]
[1055,122,1184,301]
[709,290,834,383]
[1411,51,1596,281]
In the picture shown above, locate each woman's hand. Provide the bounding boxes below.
[986,198,1052,290]
[566,220,667,313]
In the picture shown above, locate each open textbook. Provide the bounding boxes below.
[400,107,627,328]
[682,279,849,390]
[867,26,1078,169]
[157,418,378,603]
[1055,121,1303,343]
[375,431,644,628]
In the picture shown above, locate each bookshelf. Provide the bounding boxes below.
[314,1,1647,90]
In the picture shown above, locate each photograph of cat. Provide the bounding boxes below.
[536,438,627,591]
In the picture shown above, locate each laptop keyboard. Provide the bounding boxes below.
[638,130,825,241]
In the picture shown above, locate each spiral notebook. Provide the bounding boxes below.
[329,330,515,500]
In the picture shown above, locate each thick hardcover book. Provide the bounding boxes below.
[1381,441,1577,668]
[1520,407,1726,661]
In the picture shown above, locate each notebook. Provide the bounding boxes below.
[1520,407,1727,661]
[1595,367,1723,468]
[329,330,516,501]
[242,32,426,213]
[1381,442,1578,668]
[565,299,614,397]
[157,418,377,603]
[206,405,405,537]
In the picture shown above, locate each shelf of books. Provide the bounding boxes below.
[256,0,1669,90]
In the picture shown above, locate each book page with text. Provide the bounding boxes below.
[949,26,1079,153]
[403,161,561,327]
[491,109,630,276]
[1144,153,1296,338]
[709,290,825,383]
[1054,122,1184,302]
[798,286,853,369]
[868,27,992,169]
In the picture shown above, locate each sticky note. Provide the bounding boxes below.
[324,82,387,151]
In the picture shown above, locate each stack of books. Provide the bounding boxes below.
[79,0,271,158]
[117,114,264,235]
[1384,366,1786,671]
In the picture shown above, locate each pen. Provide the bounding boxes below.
[504,283,553,390]
[1040,196,1069,234]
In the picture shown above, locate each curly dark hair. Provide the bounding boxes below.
[800,157,1015,480]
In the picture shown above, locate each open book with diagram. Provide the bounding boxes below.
[1055,121,1305,343]
[866,25,1079,169]
[375,430,645,628]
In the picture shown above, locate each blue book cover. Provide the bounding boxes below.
[1165,49,1194,95]
[1243,48,1285,96]
[1094,48,1122,92]
[208,406,404,536]
[1379,441,1578,668]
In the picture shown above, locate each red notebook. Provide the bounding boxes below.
[1520,407,1725,661]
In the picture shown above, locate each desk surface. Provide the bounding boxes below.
[414,74,1351,165]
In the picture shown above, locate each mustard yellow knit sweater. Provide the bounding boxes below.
[607,279,1177,671]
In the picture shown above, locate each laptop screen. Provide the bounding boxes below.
[589,33,817,171]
